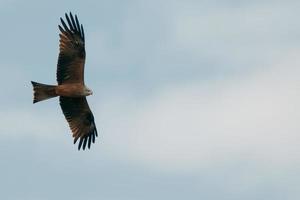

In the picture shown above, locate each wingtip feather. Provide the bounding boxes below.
[78,137,83,150]
[88,135,92,149]
[83,138,87,150]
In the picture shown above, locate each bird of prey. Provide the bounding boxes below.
[31,12,98,150]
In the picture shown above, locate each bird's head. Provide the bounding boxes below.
[84,86,93,96]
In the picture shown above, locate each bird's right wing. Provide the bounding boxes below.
[59,96,98,150]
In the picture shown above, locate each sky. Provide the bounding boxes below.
[0,0,299,199]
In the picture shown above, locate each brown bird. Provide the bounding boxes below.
[31,12,98,150]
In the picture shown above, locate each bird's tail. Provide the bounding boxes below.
[31,81,58,103]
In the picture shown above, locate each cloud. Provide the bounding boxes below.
[98,50,300,172]
[172,1,300,67]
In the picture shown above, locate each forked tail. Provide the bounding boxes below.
[31,81,57,103]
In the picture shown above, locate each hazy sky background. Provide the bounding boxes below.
[0,0,299,199]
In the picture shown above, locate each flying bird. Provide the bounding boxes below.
[31,12,98,150]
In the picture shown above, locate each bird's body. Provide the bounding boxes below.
[31,82,92,102]
[56,83,92,97]
[31,12,98,150]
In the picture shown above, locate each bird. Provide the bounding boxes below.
[31,12,98,150]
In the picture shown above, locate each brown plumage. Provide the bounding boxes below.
[31,12,98,150]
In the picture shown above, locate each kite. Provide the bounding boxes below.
[31,12,98,150]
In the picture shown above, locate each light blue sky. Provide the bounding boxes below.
[0,0,299,199]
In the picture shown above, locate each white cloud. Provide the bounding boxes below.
[99,50,300,172]
[171,1,300,68]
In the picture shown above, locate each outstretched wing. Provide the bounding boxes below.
[60,97,98,150]
[57,12,86,85]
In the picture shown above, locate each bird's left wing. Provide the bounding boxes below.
[59,97,98,150]
[57,12,86,85]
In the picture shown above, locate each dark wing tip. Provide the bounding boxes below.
[95,126,98,137]
[78,137,84,150]
[73,137,79,144]
[81,24,85,41]
[69,12,74,19]
[60,17,71,34]
[60,12,84,41]
[82,137,88,150]
[75,127,98,151]
[58,25,64,33]
[88,135,92,149]
[65,13,74,31]
[60,17,64,25]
